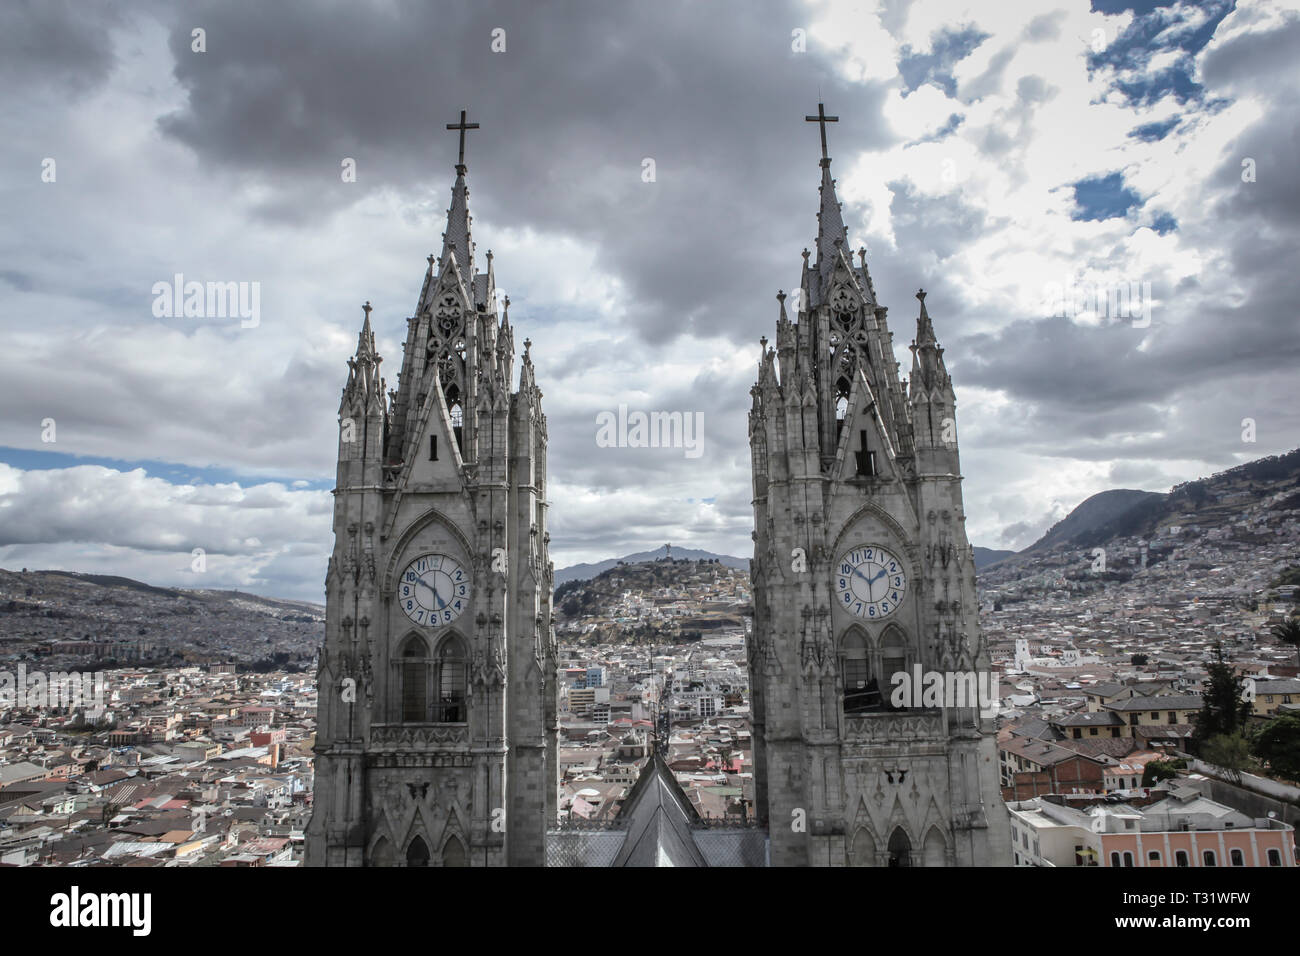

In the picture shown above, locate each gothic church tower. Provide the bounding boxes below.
[306,113,557,867]
[747,106,1010,867]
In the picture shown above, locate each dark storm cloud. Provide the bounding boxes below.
[0,0,123,95]
[153,0,894,343]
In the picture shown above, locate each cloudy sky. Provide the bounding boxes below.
[1,0,1297,602]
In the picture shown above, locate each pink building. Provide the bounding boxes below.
[1008,787,1295,867]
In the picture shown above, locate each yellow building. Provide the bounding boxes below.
[1247,679,1300,717]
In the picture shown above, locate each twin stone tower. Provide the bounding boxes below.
[305,108,1010,867]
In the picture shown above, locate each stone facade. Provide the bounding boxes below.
[305,146,557,867]
[746,110,1011,866]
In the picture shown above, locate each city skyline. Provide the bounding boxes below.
[2,0,1297,603]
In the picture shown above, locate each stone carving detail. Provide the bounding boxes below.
[371,724,470,748]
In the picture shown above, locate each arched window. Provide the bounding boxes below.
[850,827,875,867]
[442,835,467,867]
[835,377,850,442]
[923,827,946,867]
[887,827,911,867]
[1122,852,1134,867]
[370,837,394,867]
[881,628,908,708]
[1202,850,1216,867]
[1175,850,1189,867]
[1148,850,1161,864]
[406,836,430,868]
[399,635,429,723]
[1230,848,1244,866]
[1267,848,1281,866]
[445,383,464,452]
[435,634,468,723]
[1110,851,1120,867]
[840,630,878,714]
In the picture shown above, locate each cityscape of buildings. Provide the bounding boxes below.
[2,475,1298,867]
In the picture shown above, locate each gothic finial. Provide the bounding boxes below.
[362,300,372,317]
[802,248,811,263]
[446,108,479,171]
[760,335,768,352]
[427,253,435,268]
[776,290,786,302]
[804,102,839,166]
[917,288,926,301]
[858,247,867,267]
[486,249,493,263]
[523,337,532,359]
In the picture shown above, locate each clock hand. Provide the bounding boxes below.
[414,578,447,610]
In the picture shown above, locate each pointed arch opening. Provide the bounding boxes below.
[850,827,876,867]
[405,836,430,868]
[834,376,851,443]
[880,627,909,711]
[887,827,912,867]
[435,633,468,723]
[398,634,430,723]
[922,826,947,867]
[840,628,881,714]
[370,836,394,867]
[441,834,467,867]
[445,382,465,453]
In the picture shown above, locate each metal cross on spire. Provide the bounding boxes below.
[446,108,480,169]
[805,102,839,164]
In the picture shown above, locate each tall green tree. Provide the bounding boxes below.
[1252,712,1300,782]
[1270,619,1300,667]
[1192,643,1252,748]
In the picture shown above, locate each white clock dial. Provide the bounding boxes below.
[834,545,907,619]
[397,553,470,627]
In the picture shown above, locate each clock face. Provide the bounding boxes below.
[397,553,470,627]
[835,545,907,619]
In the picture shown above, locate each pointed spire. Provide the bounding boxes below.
[915,288,937,346]
[909,289,949,396]
[816,159,848,286]
[438,166,474,280]
[343,301,383,410]
[432,110,481,284]
[805,103,848,288]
